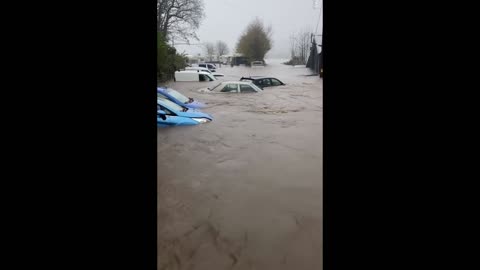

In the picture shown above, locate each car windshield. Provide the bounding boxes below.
[210,83,223,91]
[165,88,189,103]
[247,83,262,91]
[158,97,188,112]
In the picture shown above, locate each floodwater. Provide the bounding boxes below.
[158,59,323,270]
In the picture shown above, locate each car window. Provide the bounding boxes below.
[221,84,238,92]
[211,83,223,91]
[240,84,257,93]
[260,79,271,86]
[158,98,185,112]
[271,78,282,86]
[165,89,189,103]
[158,105,174,115]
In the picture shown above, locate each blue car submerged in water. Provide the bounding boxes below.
[157,87,205,109]
[157,97,213,127]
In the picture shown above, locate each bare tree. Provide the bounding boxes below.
[288,27,312,65]
[204,42,216,62]
[297,28,311,64]
[289,33,297,59]
[216,41,229,58]
[157,0,205,41]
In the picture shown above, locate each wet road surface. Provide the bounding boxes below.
[158,59,322,270]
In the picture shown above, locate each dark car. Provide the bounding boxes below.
[240,76,285,88]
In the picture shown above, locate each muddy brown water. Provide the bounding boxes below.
[158,59,322,270]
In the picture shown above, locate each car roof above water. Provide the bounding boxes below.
[222,80,256,85]
[241,76,270,80]
[176,70,210,74]
[186,66,210,70]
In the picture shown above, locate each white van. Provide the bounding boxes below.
[174,70,216,82]
[185,66,212,73]
[185,67,224,77]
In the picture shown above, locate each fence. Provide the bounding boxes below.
[306,36,323,77]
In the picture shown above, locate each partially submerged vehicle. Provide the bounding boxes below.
[198,63,217,72]
[251,61,265,67]
[185,67,224,77]
[198,81,263,93]
[157,87,205,109]
[157,98,213,127]
[174,70,216,82]
[240,76,285,88]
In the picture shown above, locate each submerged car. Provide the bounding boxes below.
[240,76,285,88]
[157,87,205,109]
[197,63,217,72]
[251,61,265,67]
[198,81,263,93]
[157,97,212,127]
[174,70,216,82]
[185,67,224,77]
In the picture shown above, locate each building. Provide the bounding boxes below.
[185,54,206,65]
[229,53,248,66]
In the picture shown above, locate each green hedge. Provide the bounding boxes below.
[157,34,187,82]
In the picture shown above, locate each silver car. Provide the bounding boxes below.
[198,81,263,93]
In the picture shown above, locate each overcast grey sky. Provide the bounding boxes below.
[174,0,322,59]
